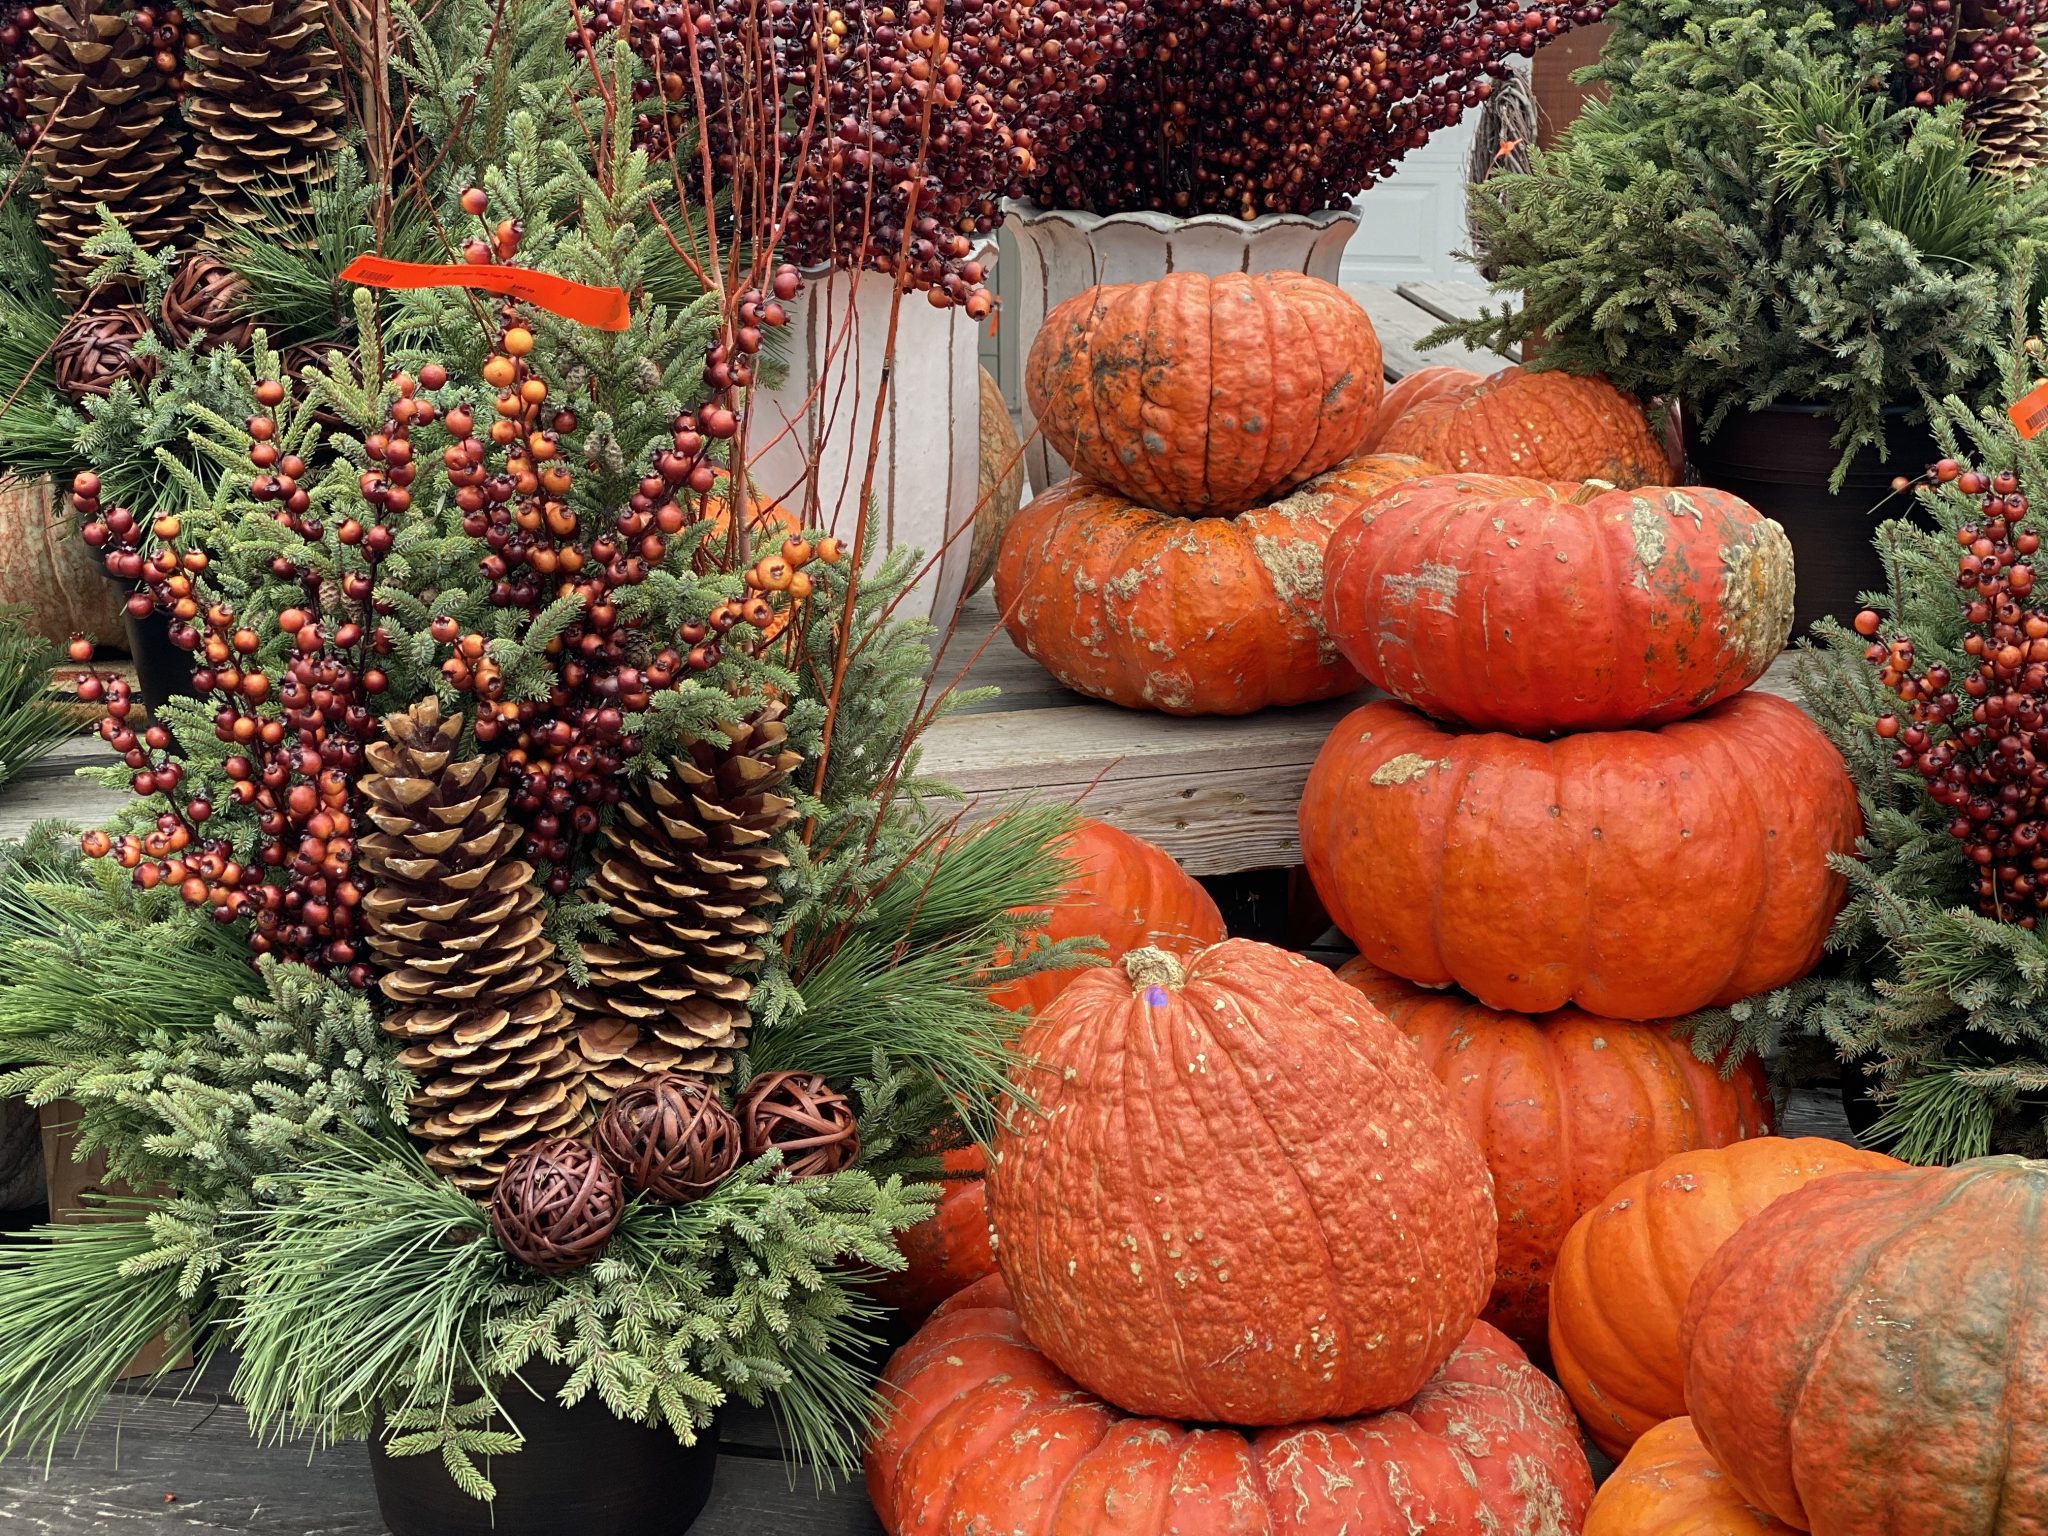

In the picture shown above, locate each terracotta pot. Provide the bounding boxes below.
[999,201,1360,491]
[369,1373,720,1536]
[0,475,125,647]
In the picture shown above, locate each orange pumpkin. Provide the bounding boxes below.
[1026,271,1384,516]
[1360,365,1476,452]
[1586,1417,1797,1536]
[988,819,1225,1015]
[1683,1157,2048,1534]
[867,1273,1594,1536]
[871,1146,995,1324]
[1322,474,1794,732]
[987,940,1496,1425]
[1337,959,1773,1345]
[992,454,1432,715]
[1548,1137,1905,1459]
[1299,693,1862,1019]
[1375,365,1671,487]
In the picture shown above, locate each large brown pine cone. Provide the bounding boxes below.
[183,0,345,237]
[28,0,190,297]
[1976,61,2048,182]
[358,698,589,1193]
[568,701,802,1100]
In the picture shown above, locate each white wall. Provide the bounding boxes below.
[1340,109,1484,289]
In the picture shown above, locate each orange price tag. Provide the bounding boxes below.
[2010,379,2048,440]
[337,255,631,332]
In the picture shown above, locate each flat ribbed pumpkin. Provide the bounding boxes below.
[866,1273,1593,1536]
[987,940,1496,1425]
[1336,959,1773,1345]
[1360,365,1477,452]
[987,818,1225,1015]
[1550,1137,1904,1459]
[993,454,1433,715]
[1323,474,1795,731]
[1586,1417,1797,1536]
[1299,693,1861,1019]
[870,1146,995,1325]
[1374,365,1670,487]
[1684,1157,2048,1534]
[1025,271,1383,516]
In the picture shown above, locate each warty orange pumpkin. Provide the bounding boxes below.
[1360,365,1478,453]
[1683,1156,2048,1534]
[1025,271,1384,516]
[1336,959,1773,1345]
[1585,1417,1797,1536]
[869,1145,996,1325]
[992,453,1433,715]
[1299,692,1862,1019]
[987,818,1225,1016]
[866,1272,1594,1536]
[1548,1136,1904,1460]
[1373,364,1671,487]
[1323,474,1795,732]
[987,940,1496,1425]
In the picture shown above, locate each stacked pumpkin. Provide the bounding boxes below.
[866,938,1598,1532]
[1301,470,1865,1344]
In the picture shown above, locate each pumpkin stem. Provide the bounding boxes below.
[1123,947,1186,990]
[1567,479,1615,505]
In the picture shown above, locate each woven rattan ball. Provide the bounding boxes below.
[596,1074,742,1203]
[160,254,251,353]
[488,1137,625,1275]
[52,306,158,401]
[737,1071,859,1180]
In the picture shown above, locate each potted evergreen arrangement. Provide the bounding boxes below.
[1445,0,2048,631]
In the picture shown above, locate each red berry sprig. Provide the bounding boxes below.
[1859,0,2046,114]
[1860,454,2048,927]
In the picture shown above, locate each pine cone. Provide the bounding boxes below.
[184,0,345,238]
[1975,61,2048,181]
[359,698,589,1193]
[27,0,190,298]
[161,252,251,353]
[568,701,801,1100]
[51,304,157,399]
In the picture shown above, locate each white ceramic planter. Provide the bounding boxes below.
[748,267,979,636]
[1000,201,1361,490]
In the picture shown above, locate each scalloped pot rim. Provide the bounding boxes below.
[1000,199,1363,236]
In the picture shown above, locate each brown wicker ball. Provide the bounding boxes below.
[488,1137,625,1275]
[737,1071,859,1180]
[52,306,159,401]
[160,254,251,353]
[596,1074,742,1203]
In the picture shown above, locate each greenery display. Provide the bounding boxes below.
[1680,285,2048,1166]
[1443,0,2048,482]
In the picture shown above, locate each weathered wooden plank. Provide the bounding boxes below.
[1346,281,1514,381]
[1394,279,1521,362]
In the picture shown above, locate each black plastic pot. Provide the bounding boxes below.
[1686,402,1936,637]
[368,1374,721,1536]
[92,558,193,712]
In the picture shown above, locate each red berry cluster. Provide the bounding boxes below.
[579,0,1120,310]
[1860,456,2048,928]
[0,5,39,149]
[130,2,193,95]
[73,472,206,623]
[1861,0,2045,112]
[1031,0,1608,218]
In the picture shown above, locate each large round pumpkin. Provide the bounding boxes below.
[993,454,1431,715]
[1586,1417,1797,1536]
[988,818,1225,1015]
[866,1272,1593,1536]
[1549,1137,1905,1459]
[1336,959,1773,1345]
[987,939,1496,1425]
[1360,365,1477,453]
[1299,693,1862,1019]
[1683,1156,2048,1534]
[1322,474,1795,732]
[1374,364,1671,487]
[1025,271,1384,516]
[871,1146,996,1324]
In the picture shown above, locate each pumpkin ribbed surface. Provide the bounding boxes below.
[865,1272,1593,1536]
[1375,365,1670,488]
[1683,1156,2048,1534]
[1549,1136,1903,1460]
[1585,1417,1796,1535]
[1336,959,1773,1345]
[987,939,1496,1425]
[1323,474,1795,732]
[1360,365,1478,452]
[987,819,1225,1016]
[993,454,1432,715]
[1299,693,1861,1019]
[1025,271,1384,516]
